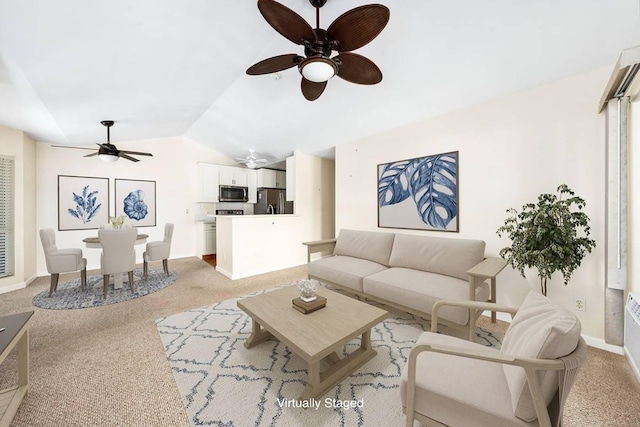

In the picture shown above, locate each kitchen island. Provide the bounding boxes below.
[215,214,308,279]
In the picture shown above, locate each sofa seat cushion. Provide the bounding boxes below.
[333,229,395,266]
[389,234,485,280]
[308,255,388,293]
[363,268,489,325]
[501,291,581,422]
[400,332,536,427]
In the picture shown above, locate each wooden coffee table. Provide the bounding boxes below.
[237,286,388,399]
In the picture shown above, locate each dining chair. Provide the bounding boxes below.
[143,223,174,279]
[99,227,137,298]
[39,228,87,297]
[401,291,587,427]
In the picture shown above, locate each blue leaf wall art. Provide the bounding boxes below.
[67,185,102,223]
[58,175,110,231]
[378,151,458,231]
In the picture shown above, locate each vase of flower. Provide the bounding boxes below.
[111,215,126,229]
[296,279,319,302]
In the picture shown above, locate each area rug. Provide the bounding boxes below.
[33,268,178,309]
[156,288,502,427]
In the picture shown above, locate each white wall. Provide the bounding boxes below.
[0,125,37,293]
[335,66,609,340]
[35,136,236,274]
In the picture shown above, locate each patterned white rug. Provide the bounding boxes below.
[156,288,502,426]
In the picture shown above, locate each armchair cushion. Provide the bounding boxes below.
[400,332,534,427]
[500,292,581,422]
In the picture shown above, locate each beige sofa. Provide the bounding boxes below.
[304,229,507,340]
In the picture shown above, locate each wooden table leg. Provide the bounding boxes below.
[300,330,377,399]
[491,278,497,323]
[18,330,29,389]
[244,319,274,349]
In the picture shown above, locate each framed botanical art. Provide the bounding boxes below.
[58,175,109,231]
[114,179,156,227]
[378,151,459,232]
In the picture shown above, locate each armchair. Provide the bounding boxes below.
[39,228,87,297]
[99,228,137,298]
[142,223,173,279]
[401,292,586,427]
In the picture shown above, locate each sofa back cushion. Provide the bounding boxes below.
[500,291,581,422]
[388,234,485,280]
[333,229,395,266]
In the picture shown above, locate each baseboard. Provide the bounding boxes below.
[624,347,640,384]
[215,266,233,279]
[0,281,27,294]
[481,311,625,355]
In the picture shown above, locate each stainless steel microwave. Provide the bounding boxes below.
[219,185,248,202]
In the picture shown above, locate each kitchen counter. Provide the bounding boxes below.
[215,214,305,280]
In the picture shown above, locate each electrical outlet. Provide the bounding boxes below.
[573,297,586,312]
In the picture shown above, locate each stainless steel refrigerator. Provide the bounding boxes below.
[255,188,294,214]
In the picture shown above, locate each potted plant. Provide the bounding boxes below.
[496,184,596,296]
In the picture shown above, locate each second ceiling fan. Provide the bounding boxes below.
[246,0,390,101]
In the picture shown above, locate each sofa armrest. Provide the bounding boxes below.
[431,300,518,333]
[467,256,507,279]
[302,238,337,262]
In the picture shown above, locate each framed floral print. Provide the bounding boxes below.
[114,179,156,227]
[58,175,110,231]
[378,151,459,232]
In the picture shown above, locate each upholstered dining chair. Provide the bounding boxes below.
[99,227,137,298]
[143,223,173,279]
[39,228,87,297]
[401,292,587,427]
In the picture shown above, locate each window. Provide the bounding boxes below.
[0,155,14,278]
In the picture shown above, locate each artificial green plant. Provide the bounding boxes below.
[496,184,596,296]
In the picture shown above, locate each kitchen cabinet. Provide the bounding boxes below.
[219,166,248,187]
[196,222,217,256]
[275,170,286,189]
[197,163,219,202]
[286,156,295,201]
[246,169,257,203]
[257,169,286,189]
[204,222,216,255]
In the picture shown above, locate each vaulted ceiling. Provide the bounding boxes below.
[1,0,639,165]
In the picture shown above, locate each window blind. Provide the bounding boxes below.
[0,155,15,278]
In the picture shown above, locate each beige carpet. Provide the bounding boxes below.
[0,257,638,426]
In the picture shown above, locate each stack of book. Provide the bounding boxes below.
[292,295,327,314]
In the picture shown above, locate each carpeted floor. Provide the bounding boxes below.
[0,256,639,426]
[156,288,502,426]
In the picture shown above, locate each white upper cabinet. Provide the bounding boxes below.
[197,163,219,202]
[219,165,248,186]
[275,170,286,189]
[286,156,295,201]
[257,169,286,189]
[246,169,257,203]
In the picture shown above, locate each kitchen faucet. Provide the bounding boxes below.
[266,204,275,214]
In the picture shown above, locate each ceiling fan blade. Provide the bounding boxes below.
[51,145,96,151]
[301,78,327,101]
[119,150,153,157]
[335,53,382,85]
[119,153,140,162]
[83,152,99,157]
[257,0,316,45]
[247,54,303,75]
[326,4,390,52]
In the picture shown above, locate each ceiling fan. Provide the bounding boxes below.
[236,150,268,169]
[53,121,153,162]
[246,0,390,101]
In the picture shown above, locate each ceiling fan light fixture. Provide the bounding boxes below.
[99,153,119,163]
[299,56,337,83]
[245,160,258,169]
